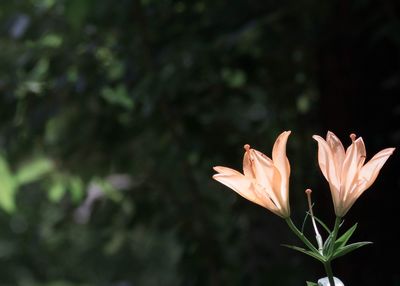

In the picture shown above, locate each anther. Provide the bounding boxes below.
[244,144,251,151]
[305,189,313,215]
[350,133,357,142]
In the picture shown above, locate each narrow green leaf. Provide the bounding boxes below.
[0,155,16,213]
[282,244,325,262]
[323,234,333,256]
[306,282,318,286]
[301,211,310,234]
[334,223,358,249]
[313,215,332,234]
[332,241,373,260]
[306,211,331,234]
[15,157,54,185]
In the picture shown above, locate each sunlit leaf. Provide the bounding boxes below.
[15,157,53,185]
[101,84,134,110]
[0,156,16,213]
[40,34,63,48]
[48,181,66,202]
[69,176,85,203]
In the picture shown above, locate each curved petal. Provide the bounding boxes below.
[250,183,282,216]
[313,135,340,190]
[326,131,346,174]
[213,166,264,206]
[213,166,281,215]
[355,137,366,168]
[341,137,365,200]
[272,131,291,199]
[248,149,274,188]
[249,149,282,208]
[356,147,395,193]
[213,166,243,176]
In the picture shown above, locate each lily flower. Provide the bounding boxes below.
[313,131,395,217]
[213,131,291,218]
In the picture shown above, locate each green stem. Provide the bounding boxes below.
[285,217,320,254]
[324,216,341,285]
[324,261,335,286]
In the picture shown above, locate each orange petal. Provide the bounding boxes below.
[213,166,264,206]
[249,149,283,208]
[272,131,291,197]
[250,182,282,216]
[326,131,346,174]
[213,166,243,176]
[355,137,366,168]
[356,147,395,192]
[248,149,274,188]
[313,135,340,190]
[341,137,366,200]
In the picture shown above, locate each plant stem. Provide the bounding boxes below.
[324,216,341,286]
[285,217,320,254]
[324,261,335,286]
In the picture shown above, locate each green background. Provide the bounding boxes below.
[0,1,399,285]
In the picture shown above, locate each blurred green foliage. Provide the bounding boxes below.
[1,0,398,285]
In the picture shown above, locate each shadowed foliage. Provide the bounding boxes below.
[0,1,399,285]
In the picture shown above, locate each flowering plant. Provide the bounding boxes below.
[213,131,395,285]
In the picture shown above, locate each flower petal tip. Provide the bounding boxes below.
[212,166,223,173]
[312,134,322,141]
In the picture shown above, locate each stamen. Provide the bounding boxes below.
[305,189,314,216]
[305,189,323,254]
[244,144,251,151]
[350,133,357,142]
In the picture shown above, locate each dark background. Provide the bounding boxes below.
[0,1,399,285]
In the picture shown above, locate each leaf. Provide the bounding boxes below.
[48,182,66,202]
[313,215,332,234]
[301,211,310,233]
[0,155,16,213]
[306,282,318,286]
[282,244,325,262]
[41,34,63,48]
[332,241,373,260]
[221,68,247,88]
[69,176,85,203]
[31,58,49,81]
[15,157,53,185]
[101,85,134,110]
[334,223,358,249]
[322,234,333,256]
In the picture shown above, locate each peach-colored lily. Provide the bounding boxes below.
[313,131,395,217]
[213,131,291,218]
